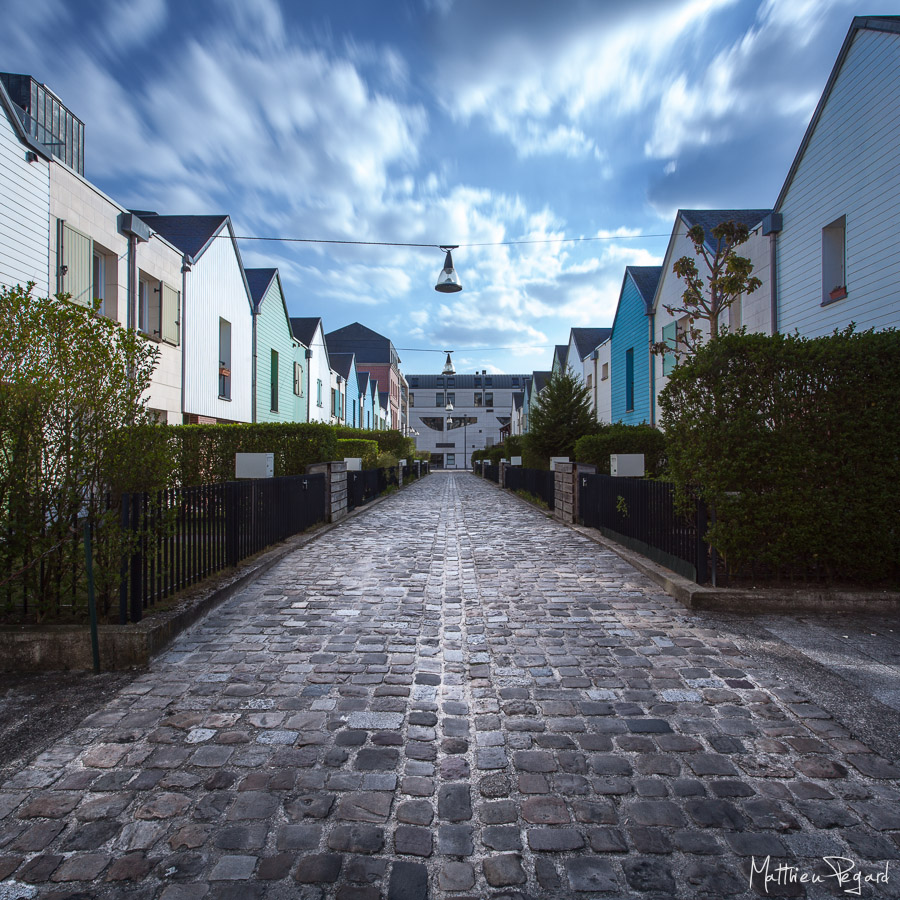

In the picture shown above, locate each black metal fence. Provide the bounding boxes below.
[118,473,326,623]
[505,466,555,508]
[482,462,500,483]
[579,474,708,583]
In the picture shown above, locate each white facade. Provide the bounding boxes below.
[183,223,253,423]
[775,22,900,337]
[49,164,183,423]
[594,339,612,424]
[305,321,331,424]
[0,93,49,295]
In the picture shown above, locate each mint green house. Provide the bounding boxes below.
[247,268,307,423]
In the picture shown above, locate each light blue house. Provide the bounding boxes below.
[247,268,306,423]
[610,266,661,425]
[330,353,360,427]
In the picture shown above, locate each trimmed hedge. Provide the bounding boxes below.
[575,425,667,477]
[659,328,900,583]
[336,427,415,460]
[336,438,379,469]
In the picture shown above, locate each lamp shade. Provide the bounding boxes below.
[441,352,455,375]
[435,249,462,293]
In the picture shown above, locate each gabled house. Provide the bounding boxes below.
[369,379,384,430]
[246,268,306,423]
[651,209,771,425]
[357,371,374,431]
[329,353,360,427]
[772,16,900,337]
[551,344,569,377]
[378,391,390,431]
[325,323,405,430]
[0,74,50,294]
[566,327,612,419]
[140,214,254,424]
[609,267,660,425]
[592,335,612,424]
[290,317,330,424]
[526,370,552,432]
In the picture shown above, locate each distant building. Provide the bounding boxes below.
[407,371,530,468]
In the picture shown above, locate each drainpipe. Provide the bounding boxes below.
[180,254,192,420]
[251,306,258,423]
[769,233,778,335]
[126,233,137,332]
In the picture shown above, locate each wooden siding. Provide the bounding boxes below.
[595,341,612,424]
[777,28,900,336]
[183,229,253,422]
[611,273,651,425]
[254,278,298,423]
[0,106,49,294]
[307,325,332,424]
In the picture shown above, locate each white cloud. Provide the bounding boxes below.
[103,0,167,52]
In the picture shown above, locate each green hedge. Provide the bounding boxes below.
[335,427,414,460]
[575,425,667,477]
[175,422,338,485]
[659,328,900,583]
[336,438,379,469]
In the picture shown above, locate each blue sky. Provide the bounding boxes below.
[1,0,892,374]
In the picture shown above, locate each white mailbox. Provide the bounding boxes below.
[399,459,407,466]
[509,456,523,466]
[610,454,645,477]
[344,457,362,471]
[235,452,274,479]
[550,456,570,471]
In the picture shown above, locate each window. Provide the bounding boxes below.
[587,374,593,391]
[409,393,415,407]
[218,318,231,399]
[484,392,493,407]
[270,349,279,412]
[474,393,483,407]
[352,399,357,427]
[317,379,323,407]
[435,392,444,407]
[625,348,634,411]
[293,362,303,396]
[446,454,456,467]
[512,377,519,387]
[601,362,609,380]
[822,215,846,304]
[474,376,482,388]
[485,376,493,387]
[661,322,677,376]
[446,392,455,406]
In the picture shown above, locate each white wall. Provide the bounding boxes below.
[184,228,253,422]
[306,324,332,423]
[50,163,183,423]
[777,27,900,336]
[0,106,49,294]
[595,340,612,424]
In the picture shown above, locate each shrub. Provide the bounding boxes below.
[575,424,667,477]
[336,438,379,469]
[659,327,900,583]
[336,427,414,461]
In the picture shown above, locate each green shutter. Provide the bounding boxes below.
[58,221,92,307]
[161,283,180,345]
[662,322,677,376]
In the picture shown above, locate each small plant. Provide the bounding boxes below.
[515,489,549,510]
[616,495,629,518]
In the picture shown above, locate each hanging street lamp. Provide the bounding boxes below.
[442,350,455,376]
[435,246,462,293]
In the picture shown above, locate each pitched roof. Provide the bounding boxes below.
[357,371,370,393]
[570,328,612,361]
[139,214,229,259]
[532,370,552,393]
[244,268,277,308]
[626,266,662,314]
[553,345,569,372]
[775,16,900,210]
[290,317,323,346]
[378,391,389,408]
[330,352,355,380]
[325,322,396,364]
[680,209,771,251]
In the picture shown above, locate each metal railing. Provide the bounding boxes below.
[579,473,708,583]
[118,473,326,622]
[504,466,555,508]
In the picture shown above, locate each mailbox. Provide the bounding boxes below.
[235,453,274,479]
[610,454,645,477]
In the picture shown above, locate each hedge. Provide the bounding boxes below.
[335,427,415,460]
[659,328,900,583]
[336,438,379,469]
[575,424,667,477]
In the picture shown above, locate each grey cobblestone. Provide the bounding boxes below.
[1,473,898,898]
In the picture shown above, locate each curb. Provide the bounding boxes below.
[0,479,422,673]
[490,477,900,614]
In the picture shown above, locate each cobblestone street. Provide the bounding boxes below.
[1,472,899,899]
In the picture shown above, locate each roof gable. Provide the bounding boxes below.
[330,352,356,380]
[325,322,396,363]
[140,214,230,260]
[245,268,277,308]
[290,317,323,347]
[775,16,900,210]
[569,327,612,361]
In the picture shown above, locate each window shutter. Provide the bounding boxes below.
[161,283,180,345]
[58,220,93,307]
[662,323,677,376]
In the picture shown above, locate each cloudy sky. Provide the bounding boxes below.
[0,0,889,373]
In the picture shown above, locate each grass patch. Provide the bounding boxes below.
[514,489,549,510]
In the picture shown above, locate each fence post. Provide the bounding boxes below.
[695,497,709,585]
[225,481,241,567]
[553,462,576,523]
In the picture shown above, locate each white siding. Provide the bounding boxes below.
[595,340,612,424]
[50,163,183,423]
[184,229,253,422]
[777,28,900,336]
[0,106,49,294]
[307,325,332,423]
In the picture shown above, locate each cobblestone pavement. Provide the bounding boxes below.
[1,472,899,900]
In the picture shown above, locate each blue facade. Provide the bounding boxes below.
[610,268,655,425]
